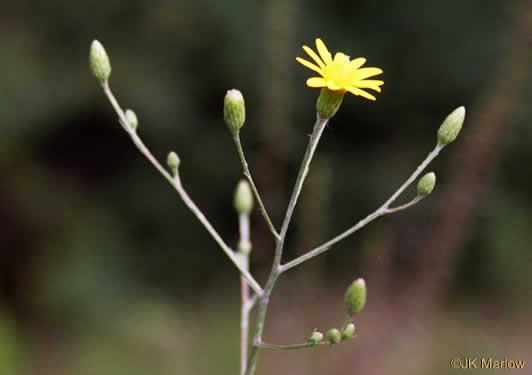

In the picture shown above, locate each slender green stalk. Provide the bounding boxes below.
[245,116,329,375]
[384,196,423,214]
[233,135,280,241]
[256,342,329,351]
[101,80,263,296]
[280,143,444,273]
[238,214,251,375]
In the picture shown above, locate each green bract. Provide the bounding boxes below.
[316,88,344,119]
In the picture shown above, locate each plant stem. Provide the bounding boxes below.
[256,342,329,351]
[280,143,444,273]
[101,80,263,296]
[244,115,329,375]
[233,134,280,241]
[238,214,251,375]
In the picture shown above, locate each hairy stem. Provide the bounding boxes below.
[101,80,263,295]
[244,115,329,375]
[233,135,280,241]
[280,143,444,273]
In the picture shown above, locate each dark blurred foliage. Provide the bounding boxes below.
[1,0,532,374]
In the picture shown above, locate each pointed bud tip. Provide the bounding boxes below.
[342,323,356,339]
[344,278,367,317]
[327,328,342,344]
[167,151,180,174]
[437,106,466,146]
[89,40,111,81]
[224,89,246,135]
[234,179,254,215]
[125,109,138,130]
[308,330,324,344]
[417,172,436,196]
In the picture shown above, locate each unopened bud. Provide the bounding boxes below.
[342,323,356,339]
[89,40,111,81]
[327,328,341,344]
[344,278,367,317]
[316,88,344,119]
[308,330,323,344]
[417,172,436,196]
[234,179,254,215]
[167,151,180,175]
[125,109,138,130]
[437,106,465,146]
[224,89,246,135]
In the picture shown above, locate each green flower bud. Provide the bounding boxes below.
[327,328,341,344]
[316,88,344,119]
[167,151,180,175]
[417,172,436,196]
[308,330,324,344]
[344,278,367,317]
[342,323,356,340]
[89,40,111,82]
[437,106,465,146]
[234,179,254,215]
[224,89,246,135]
[125,109,138,130]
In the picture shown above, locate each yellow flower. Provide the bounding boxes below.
[296,38,384,101]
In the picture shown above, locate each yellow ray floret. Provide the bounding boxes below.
[296,38,384,101]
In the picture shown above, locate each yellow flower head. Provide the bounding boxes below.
[296,38,384,101]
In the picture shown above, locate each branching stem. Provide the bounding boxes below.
[280,143,444,273]
[101,80,263,296]
[244,115,329,375]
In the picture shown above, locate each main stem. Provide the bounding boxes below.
[244,115,329,375]
[239,214,251,375]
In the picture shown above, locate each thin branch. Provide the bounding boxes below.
[101,80,263,296]
[256,342,329,351]
[383,196,423,214]
[233,135,280,241]
[280,143,444,273]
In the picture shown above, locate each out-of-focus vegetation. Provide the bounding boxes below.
[2,0,532,374]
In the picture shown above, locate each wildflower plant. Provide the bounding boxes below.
[89,38,465,375]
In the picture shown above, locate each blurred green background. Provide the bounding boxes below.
[2,0,532,374]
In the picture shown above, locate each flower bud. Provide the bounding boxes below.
[342,323,356,339]
[417,172,436,196]
[344,278,366,317]
[234,179,254,215]
[89,40,111,81]
[316,88,344,119]
[167,151,180,175]
[327,328,341,344]
[125,109,138,130]
[308,330,323,344]
[224,89,246,135]
[437,106,465,146]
